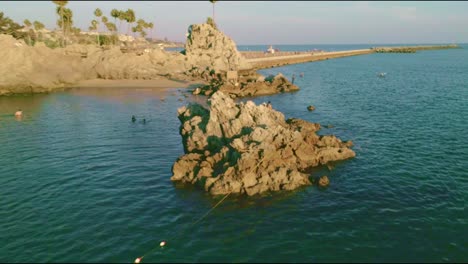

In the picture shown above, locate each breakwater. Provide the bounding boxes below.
[373,44,459,53]
[243,45,460,69]
[243,49,374,70]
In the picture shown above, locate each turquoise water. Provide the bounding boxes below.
[1,45,467,263]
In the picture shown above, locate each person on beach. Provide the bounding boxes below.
[15,109,22,117]
[266,101,272,109]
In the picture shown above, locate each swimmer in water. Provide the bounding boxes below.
[15,109,23,117]
[132,115,136,122]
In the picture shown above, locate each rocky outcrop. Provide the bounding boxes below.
[184,23,252,72]
[193,72,299,98]
[171,91,355,196]
[0,35,87,95]
[0,34,191,95]
[318,175,330,187]
[0,24,294,97]
[92,46,188,80]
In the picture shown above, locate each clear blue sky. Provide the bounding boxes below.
[2,1,467,44]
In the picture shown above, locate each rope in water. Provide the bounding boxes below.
[134,152,269,263]
[134,190,232,263]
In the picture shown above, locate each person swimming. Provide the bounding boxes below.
[132,115,136,122]
[15,109,22,117]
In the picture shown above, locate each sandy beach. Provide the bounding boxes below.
[69,78,203,89]
[64,78,205,100]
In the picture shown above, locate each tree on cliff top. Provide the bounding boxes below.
[124,9,136,36]
[52,1,68,47]
[209,0,218,24]
[111,8,120,31]
[0,12,26,40]
[206,17,217,30]
[33,21,45,31]
[23,19,32,45]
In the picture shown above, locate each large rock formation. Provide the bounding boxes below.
[0,34,191,95]
[184,23,252,72]
[171,91,355,196]
[220,72,299,97]
[0,35,87,95]
[0,24,290,96]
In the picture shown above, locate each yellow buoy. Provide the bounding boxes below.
[160,241,166,247]
[134,257,142,263]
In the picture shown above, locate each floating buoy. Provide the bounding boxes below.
[134,257,142,263]
[160,241,166,247]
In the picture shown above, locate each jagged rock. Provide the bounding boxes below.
[171,91,356,196]
[318,175,330,187]
[184,24,252,72]
[0,32,196,95]
[195,72,300,98]
[0,34,85,95]
[193,87,202,95]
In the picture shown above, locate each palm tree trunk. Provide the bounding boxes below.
[61,8,65,47]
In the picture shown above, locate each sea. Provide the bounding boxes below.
[0,44,466,262]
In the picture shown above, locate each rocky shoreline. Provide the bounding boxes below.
[171,91,355,196]
[1,23,301,98]
[2,22,356,196]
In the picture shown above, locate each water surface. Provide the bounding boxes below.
[1,45,467,263]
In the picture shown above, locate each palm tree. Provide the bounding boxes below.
[101,16,109,39]
[33,20,45,42]
[135,19,147,39]
[89,19,98,44]
[94,8,102,18]
[105,22,117,44]
[101,16,108,33]
[33,21,45,31]
[209,0,218,24]
[125,9,135,36]
[52,1,68,46]
[147,22,154,39]
[62,8,73,39]
[110,9,120,33]
[94,8,102,42]
[23,19,32,44]
[118,10,126,35]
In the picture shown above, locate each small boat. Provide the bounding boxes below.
[266,45,275,54]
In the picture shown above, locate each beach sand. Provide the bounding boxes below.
[66,78,205,101]
[70,78,202,89]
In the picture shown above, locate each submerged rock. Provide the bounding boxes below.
[171,91,355,196]
[318,175,330,187]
